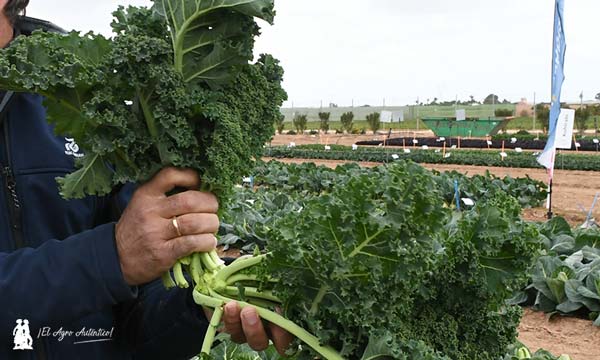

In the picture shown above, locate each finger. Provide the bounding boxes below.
[223,302,246,344]
[160,191,219,219]
[142,168,200,197]
[167,213,219,239]
[269,322,295,355]
[240,307,269,351]
[165,234,217,260]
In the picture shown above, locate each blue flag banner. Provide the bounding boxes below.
[537,0,567,173]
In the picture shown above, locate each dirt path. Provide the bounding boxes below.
[519,309,600,360]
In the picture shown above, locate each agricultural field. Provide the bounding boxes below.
[278,114,600,134]
[4,0,598,359]
[281,104,513,123]
[223,132,600,359]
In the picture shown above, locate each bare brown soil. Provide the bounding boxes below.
[264,134,600,359]
[518,309,600,360]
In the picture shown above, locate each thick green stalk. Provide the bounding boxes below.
[203,290,344,360]
[173,261,189,288]
[310,285,329,317]
[225,274,278,286]
[222,286,281,303]
[161,271,176,289]
[201,304,224,354]
[213,254,267,284]
[190,253,203,286]
[200,251,222,272]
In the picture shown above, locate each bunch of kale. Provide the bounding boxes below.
[0,1,286,199]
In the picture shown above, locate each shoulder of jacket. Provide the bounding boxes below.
[14,16,67,36]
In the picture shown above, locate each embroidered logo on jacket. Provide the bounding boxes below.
[64,138,84,158]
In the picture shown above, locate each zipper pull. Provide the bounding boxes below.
[3,166,21,210]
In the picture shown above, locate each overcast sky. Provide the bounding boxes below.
[26,1,600,107]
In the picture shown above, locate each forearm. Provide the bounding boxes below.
[114,279,209,360]
[0,223,136,339]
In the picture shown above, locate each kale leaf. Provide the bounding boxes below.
[0,1,285,199]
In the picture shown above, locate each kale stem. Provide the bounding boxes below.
[310,285,329,317]
[190,253,203,286]
[137,90,158,139]
[193,291,225,354]
[213,254,267,283]
[200,251,221,272]
[201,304,223,354]
[205,290,344,360]
[173,260,189,288]
[225,274,278,286]
[136,89,171,164]
[222,286,281,303]
[348,227,386,258]
[161,271,176,289]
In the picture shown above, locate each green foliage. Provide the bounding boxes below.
[265,145,600,172]
[0,2,286,200]
[207,334,294,360]
[405,192,540,360]
[511,218,600,325]
[495,108,514,117]
[275,113,285,135]
[504,343,571,360]
[218,161,544,359]
[574,106,591,135]
[340,111,354,133]
[264,162,450,358]
[483,94,500,105]
[293,114,308,134]
[366,112,381,133]
[318,112,330,134]
[536,104,551,132]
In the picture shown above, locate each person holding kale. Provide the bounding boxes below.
[0,0,291,358]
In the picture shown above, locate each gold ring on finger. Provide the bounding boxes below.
[172,216,182,237]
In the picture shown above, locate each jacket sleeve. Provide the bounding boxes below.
[105,184,210,360]
[114,280,210,360]
[0,223,137,341]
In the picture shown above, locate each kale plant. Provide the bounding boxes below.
[0,1,285,199]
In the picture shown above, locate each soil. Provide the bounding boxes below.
[518,309,600,360]
[262,133,600,359]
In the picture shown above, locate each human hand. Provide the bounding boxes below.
[115,167,219,286]
[222,302,294,355]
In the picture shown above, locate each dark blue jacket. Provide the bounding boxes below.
[0,91,209,358]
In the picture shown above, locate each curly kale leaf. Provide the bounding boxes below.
[153,0,274,87]
[0,3,285,199]
[264,162,450,358]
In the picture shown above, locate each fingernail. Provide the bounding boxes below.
[242,309,259,326]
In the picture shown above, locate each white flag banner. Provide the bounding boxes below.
[554,108,575,149]
[380,111,393,123]
[456,109,466,121]
[537,148,555,170]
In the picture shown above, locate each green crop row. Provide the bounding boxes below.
[264,145,600,171]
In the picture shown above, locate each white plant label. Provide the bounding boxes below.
[555,109,575,149]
